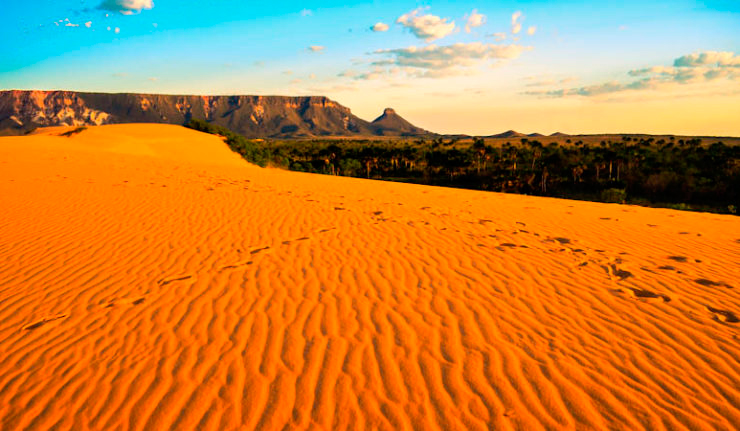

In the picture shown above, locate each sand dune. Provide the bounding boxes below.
[1,124,739,430]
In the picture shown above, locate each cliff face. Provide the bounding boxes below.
[0,91,431,138]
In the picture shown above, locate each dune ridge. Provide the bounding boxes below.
[1,124,739,430]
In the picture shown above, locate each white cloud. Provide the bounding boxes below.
[488,32,507,42]
[370,42,532,78]
[309,73,316,79]
[338,69,357,78]
[65,23,79,27]
[85,21,92,28]
[673,51,740,67]
[308,45,325,52]
[114,27,120,34]
[526,51,740,98]
[371,22,390,32]
[148,77,158,81]
[527,26,537,36]
[511,11,523,34]
[465,9,486,33]
[525,79,556,87]
[99,0,153,15]
[300,9,313,17]
[396,8,456,42]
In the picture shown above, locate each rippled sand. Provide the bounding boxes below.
[1,124,739,430]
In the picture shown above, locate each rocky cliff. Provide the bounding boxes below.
[0,90,432,138]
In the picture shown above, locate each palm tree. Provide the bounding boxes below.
[472,137,486,175]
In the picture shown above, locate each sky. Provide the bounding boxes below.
[2,0,739,135]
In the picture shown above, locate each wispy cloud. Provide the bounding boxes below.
[365,42,531,79]
[465,9,486,33]
[511,11,523,35]
[525,51,740,98]
[338,69,357,78]
[527,26,537,36]
[299,9,313,17]
[307,45,325,53]
[396,8,456,42]
[672,51,740,67]
[99,0,153,15]
[371,22,389,32]
[487,32,507,42]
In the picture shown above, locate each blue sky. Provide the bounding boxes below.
[2,1,739,135]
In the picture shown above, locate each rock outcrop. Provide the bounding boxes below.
[0,90,432,138]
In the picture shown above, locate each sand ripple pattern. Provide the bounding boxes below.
[1,125,739,430]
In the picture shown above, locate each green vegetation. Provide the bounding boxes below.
[187,119,740,214]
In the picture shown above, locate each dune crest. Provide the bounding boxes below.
[1,124,739,430]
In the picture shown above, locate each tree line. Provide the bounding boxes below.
[186,119,740,214]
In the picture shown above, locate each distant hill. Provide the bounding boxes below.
[0,90,432,138]
[370,108,431,136]
[488,130,527,138]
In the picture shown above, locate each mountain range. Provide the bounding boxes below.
[0,90,434,138]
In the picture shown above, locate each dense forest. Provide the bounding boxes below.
[186,119,740,214]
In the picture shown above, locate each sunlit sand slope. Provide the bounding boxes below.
[1,124,739,430]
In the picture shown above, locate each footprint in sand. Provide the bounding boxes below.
[220,261,253,270]
[695,279,733,289]
[600,259,633,281]
[610,265,633,280]
[158,274,194,286]
[23,314,68,331]
[106,297,146,308]
[221,246,274,270]
[616,288,671,303]
[705,306,739,323]
[249,246,271,255]
[668,256,688,263]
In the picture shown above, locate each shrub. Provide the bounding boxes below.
[601,188,627,203]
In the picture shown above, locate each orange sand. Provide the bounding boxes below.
[1,124,739,430]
